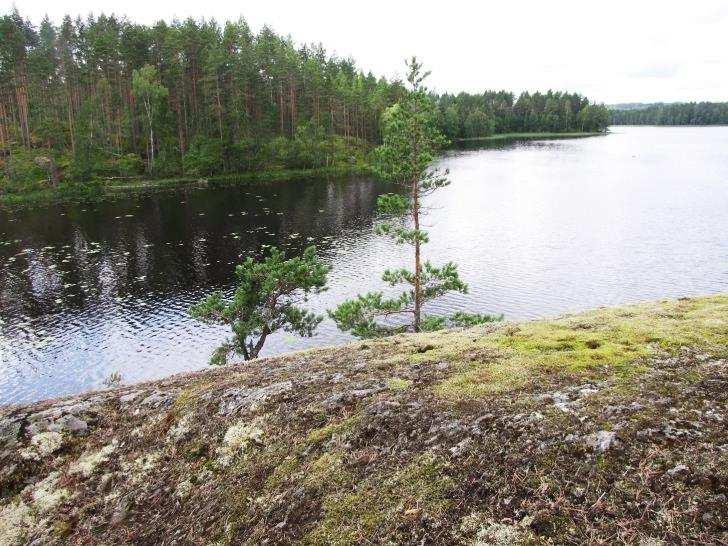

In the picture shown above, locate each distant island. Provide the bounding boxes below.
[610,102,728,125]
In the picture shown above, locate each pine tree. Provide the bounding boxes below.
[329,58,501,338]
[131,64,168,173]
[191,246,330,364]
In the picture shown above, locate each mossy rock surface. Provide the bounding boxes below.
[1,294,726,544]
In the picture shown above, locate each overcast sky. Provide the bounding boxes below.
[5,0,728,104]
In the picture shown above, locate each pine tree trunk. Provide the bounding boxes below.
[175,96,185,156]
[329,97,334,136]
[145,97,154,171]
[279,82,285,135]
[0,99,8,149]
[14,63,31,149]
[289,76,296,136]
[215,76,224,142]
[412,126,422,332]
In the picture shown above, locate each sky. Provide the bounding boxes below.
[5,0,728,104]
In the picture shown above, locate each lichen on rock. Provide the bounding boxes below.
[0,500,31,546]
[27,472,70,513]
[175,480,194,499]
[19,431,63,460]
[69,440,118,477]
[223,421,264,451]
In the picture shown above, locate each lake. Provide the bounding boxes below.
[1,126,727,404]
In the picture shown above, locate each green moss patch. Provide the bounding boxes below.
[434,294,728,398]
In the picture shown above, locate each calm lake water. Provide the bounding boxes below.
[1,126,727,404]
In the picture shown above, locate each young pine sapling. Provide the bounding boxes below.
[191,245,330,364]
[330,58,501,338]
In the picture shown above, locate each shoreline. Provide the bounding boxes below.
[1,132,607,209]
[0,165,374,210]
[608,123,728,127]
[455,131,604,143]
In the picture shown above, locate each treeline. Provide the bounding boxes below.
[610,102,728,126]
[437,90,610,140]
[0,9,609,192]
[0,10,404,188]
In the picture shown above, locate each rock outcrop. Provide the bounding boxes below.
[1,294,726,544]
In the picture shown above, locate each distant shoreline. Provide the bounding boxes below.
[455,131,604,143]
[609,123,728,127]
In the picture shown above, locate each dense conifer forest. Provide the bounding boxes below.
[0,10,609,194]
[610,102,728,126]
[437,91,610,140]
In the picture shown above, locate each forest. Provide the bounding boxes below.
[610,102,728,125]
[437,90,610,140]
[0,10,609,195]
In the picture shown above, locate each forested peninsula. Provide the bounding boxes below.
[610,102,728,126]
[0,11,609,204]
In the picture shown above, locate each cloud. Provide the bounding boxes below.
[692,2,728,24]
[628,63,680,79]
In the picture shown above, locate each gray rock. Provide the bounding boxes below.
[140,391,175,408]
[350,388,379,398]
[585,430,618,452]
[23,405,90,437]
[449,437,472,457]
[471,414,495,435]
[661,424,702,441]
[119,391,142,404]
[99,473,115,492]
[20,431,64,460]
[571,486,586,499]
[551,391,570,403]
[578,387,599,397]
[62,402,93,415]
[26,419,52,435]
[323,392,349,408]
[33,155,60,186]
[705,409,723,422]
[110,497,130,525]
[36,401,91,419]
[175,480,194,499]
[666,464,689,477]
[550,391,574,412]
[49,414,88,434]
[218,381,293,415]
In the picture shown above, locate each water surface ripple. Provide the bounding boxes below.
[1,126,726,403]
